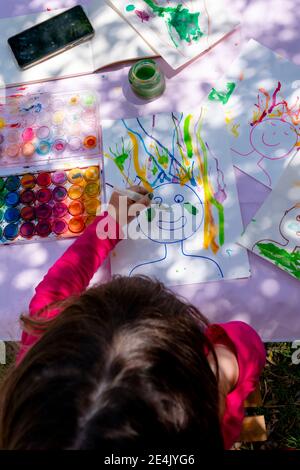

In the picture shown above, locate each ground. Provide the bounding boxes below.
[241,342,300,450]
[0,341,299,449]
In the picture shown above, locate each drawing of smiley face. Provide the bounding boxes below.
[137,183,203,244]
[280,205,300,245]
[250,118,298,159]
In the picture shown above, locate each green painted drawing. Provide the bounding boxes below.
[257,242,300,280]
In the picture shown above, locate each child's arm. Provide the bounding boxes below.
[18,211,121,363]
[17,187,151,363]
[28,212,120,316]
[28,186,151,317]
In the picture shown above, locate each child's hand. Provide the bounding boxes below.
[108,185,152,226]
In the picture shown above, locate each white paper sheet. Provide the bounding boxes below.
[102,107,250,286]
[90,0,155,71]
[109,0,239,69]
[239,155,300,280]
[213,40,300,189]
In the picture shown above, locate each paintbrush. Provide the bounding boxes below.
[113,186,170,211]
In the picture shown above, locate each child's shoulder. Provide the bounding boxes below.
[206,321,266,449]
[206,321,265,363]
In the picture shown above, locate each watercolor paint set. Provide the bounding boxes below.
[0,89,100,168]
[0,162,101,245]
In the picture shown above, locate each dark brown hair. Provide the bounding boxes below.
[0,276,223,450]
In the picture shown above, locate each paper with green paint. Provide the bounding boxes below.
[102,107,249,286]
[110,0,239,69]
[239,154,300,280]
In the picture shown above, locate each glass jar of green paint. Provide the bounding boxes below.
[128,59,165,100]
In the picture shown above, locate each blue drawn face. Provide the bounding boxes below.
[137,183,204,244]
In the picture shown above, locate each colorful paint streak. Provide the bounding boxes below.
[184,201,199,215]
[142,0,203,47]
[146,207,155,222]
[230,124,240,137]
[208,82,236,105]
[257,242,300,279]
[128,131,153,193]
[225,110,240,137]
[21,103,42,113]
[195,125,225,251]
[104,143,134,187]
[105,112,227,254]
[251,81,300,126]
[183,115,194,158]
[110,139,130,172]
[135,10,150,21]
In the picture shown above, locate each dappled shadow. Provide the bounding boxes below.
[0,0,300,342]
[235,0,300,65]
[0,0,86,17]
[0,3,92,89]
[0,72,103,340]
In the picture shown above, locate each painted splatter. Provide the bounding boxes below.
[184,201,199,215]
[104,112,227,253]
[135,10,151,21]
[208,82,236,105]
[257,242,300,279]
[128,1,204,48]
[251,81,300,126]
[20,103,42,113]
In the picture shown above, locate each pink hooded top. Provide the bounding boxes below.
[16,212,266,449]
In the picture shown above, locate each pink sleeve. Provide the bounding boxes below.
[206,321,266,449]
[17,212,122,363]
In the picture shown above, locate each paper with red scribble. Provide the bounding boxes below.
[217,40,300,189]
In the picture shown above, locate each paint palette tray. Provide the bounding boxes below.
[0,90,100,168]
[0,162,101,245]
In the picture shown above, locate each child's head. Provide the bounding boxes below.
[0,276,222,450]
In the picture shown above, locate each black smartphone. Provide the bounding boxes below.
[8,5,95,70]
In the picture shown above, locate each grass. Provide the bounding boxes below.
[240,342,300,450]
[0,342,17,383]
[0,341,299,449]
